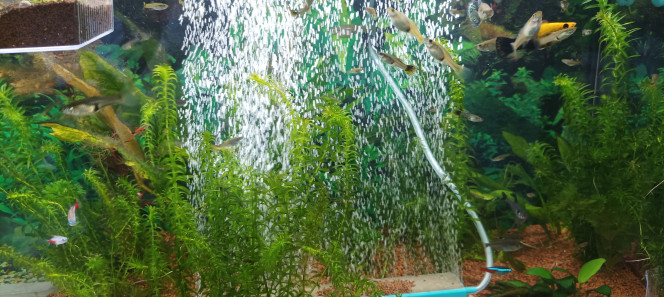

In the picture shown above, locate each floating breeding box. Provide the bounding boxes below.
[0,0,112,53]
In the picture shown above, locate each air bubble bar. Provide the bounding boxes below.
[369,48,493,296]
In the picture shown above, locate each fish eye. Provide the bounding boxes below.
[563,24,569,28]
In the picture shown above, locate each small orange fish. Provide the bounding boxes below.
[125,124,149,142]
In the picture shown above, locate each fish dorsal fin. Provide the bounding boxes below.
[542,20,549,24]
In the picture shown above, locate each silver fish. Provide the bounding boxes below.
[503,193,527,226]
[478,2,494,22]
[387,8,425,44]
[290,0,314,18]
[475,38,497,52]
[213,137,243,150]
[561,58,581,66]
[467,0,481,27]
[454,110,482,122]
[512,11,542,57]
[535,27,576,49]
[560,0,569,12]
[425,39,464,75]
[330,24,367,38]
[491,153,511,161]
[378,52,416,76]
[485,238,523,252]
[365,7,377,19]
[60,95,123,117]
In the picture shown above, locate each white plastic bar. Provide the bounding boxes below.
[0,29,113,54]
[369,48,493,293]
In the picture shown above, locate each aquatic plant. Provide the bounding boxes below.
[0,57,383,296]
[464,68,558,167]
[0,80,84,255]
[490,258,610,296]
[585,0,638,97]
[484,0,664,271]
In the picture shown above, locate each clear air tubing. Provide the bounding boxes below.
[369,48,493,294]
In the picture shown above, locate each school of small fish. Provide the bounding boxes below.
[48,0,602,279]
[48,202,80,246]
[470,7,581,65]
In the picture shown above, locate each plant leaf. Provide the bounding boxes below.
[503,131,529,159]
[592,285,612,296]
[578,258,606,283]
[555,275,576,289]
[506,280,530,288]
[526,266,554,279]
[557,137,572,164]
[552,267,573,276]
[0,203,13,215]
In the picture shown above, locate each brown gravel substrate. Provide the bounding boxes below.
[315,244,436,296]
[462,225,646,297]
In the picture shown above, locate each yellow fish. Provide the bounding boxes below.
[537,22,576,38]
[143,2,168,10]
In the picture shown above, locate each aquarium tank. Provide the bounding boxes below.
[0,0,663,296]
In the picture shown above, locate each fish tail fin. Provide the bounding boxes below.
[415,32,425,44]
[510,42,517,57]
[525,39,539,52]
[404,65,417,76]
[143,2,146,7]
[454,65,472,81]
[495,37,515,58]
[118,94,141,108]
